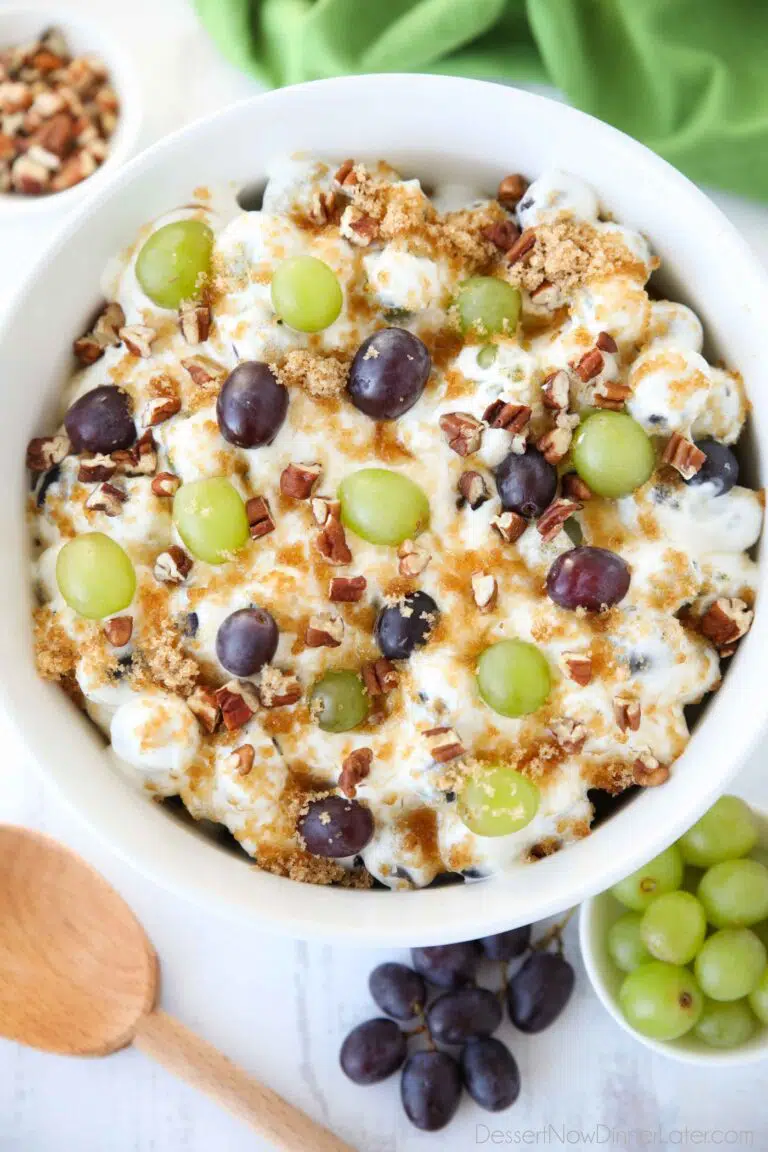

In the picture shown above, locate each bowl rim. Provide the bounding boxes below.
[0,3,143,217]
[4,72,768,944]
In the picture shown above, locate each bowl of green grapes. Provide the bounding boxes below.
[580,794,768,1064]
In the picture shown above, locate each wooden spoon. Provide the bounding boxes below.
[0,825,354,1152]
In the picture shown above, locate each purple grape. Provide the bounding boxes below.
[507,952,575,1032]
[298,796,374,858]
[340,1018,406,1085]
[479,926,531,961]
[369,963,426,1021]
[426,987,502,1045]
[461,1037,520,1112]
[495,446,557,518]
[64,385,136,454]
[347,327,431,420]
[546,546,630,611]
[217,361,288,448]
[215,607,278,676]
[686,438,738,496]
[375,591,439,661]
[411,942,478,990]
[401,1051,462,1131]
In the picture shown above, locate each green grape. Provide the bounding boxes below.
[610,845,684,912]
[682,865,704,894]
[458,766,540,838]
[135,219,213,309]
[172,478,249,564]
[748,966,768,1024]
[571,412,655,499]
[608,913,652,973]
[694,929,767,1001]
[695,998,758,1049]
[56,533,136,620]
[619,961,703,1041]
[640,891,707,965]
[678,795,759,868]
[476,640,551,718]
[751,920,768,950]
[457,277,521,336]
[697,859,768,928]
[476,343,497,369]
[339,469,429,546]
[271,256,343,333]
[310,670,369,733]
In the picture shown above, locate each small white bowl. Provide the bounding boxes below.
[580,799,768,1065]
[0,5,142,218]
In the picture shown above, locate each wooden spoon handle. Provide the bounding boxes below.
[133,1010,355,1152]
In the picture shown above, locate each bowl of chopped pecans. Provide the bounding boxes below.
[0,7,142,214]
[3,75,768,943]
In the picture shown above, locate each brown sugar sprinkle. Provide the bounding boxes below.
[254,843,373,889]
[130,584,198,697]
[33,606,79,681]
[274,349,348,399]
[505,215,647,295]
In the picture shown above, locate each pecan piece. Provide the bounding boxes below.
[142,394,181,428]
[541,369,570,411]
[497,173,529,209]
[614,694,641,733]
[340,204,378,246]
[482,400,531,434]
[310,496,341,526]
[339,747,373,798]
[471,572,497,611]
[246,496,275,540]
[226,744,255,776]
[362,659,398,697]
[151,471,181,498]
[491,509,527,544]
[305,612,344,649]
[181,355,224,387]
[215,679,260,731]
[258,666,302,708]
[154,545,192,584]
[328,576,366,603]
[103,616,132,647]
[85,481,127,516]
[280,462,322,500]
[573,347,604,383]
[119,324,156,358]
[77,453,116,483]
[112,430,156,476]
[507,228,536,265]
[596,331,618,354]
[187,686,221,734]
[701,598,753,650]
[424,726,465,764]
[309,188,338,226]
[91,302,125,348]
[562,473,593,501]
[537,498,582,543]
[179,301,211,345]
[397,539,431,578]
[633,752,670,788]
[561,651,592,687]
[549,717,588,754]
[536,425,572,465]
[316,514,352,565]
[439,411,483,457]
[593,380,632,411]
[334,158,357,186]
[458,470,489,510]
[662,432,707,481]
[26,433,70,472]
[483,219,520,252]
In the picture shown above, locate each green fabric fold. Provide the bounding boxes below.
[195,0,768,200]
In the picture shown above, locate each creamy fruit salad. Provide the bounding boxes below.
[28,156,761,890]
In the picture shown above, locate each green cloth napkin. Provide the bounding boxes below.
[195,0,768,202]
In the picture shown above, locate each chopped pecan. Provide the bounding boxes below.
[26,433,70,472]
[280,462,322,500]
[458,470,490,510]
[471,572,497,611]
[112,430,156,476]
[483,219,520,252]
[424,726,465,764]
[305,612,344,649]
[103,616,132,647]
[397,539,431,578]
[537,498,582,543]
[614,694,641,733]
[316,514,352,565]
[633,752,670,788]
[362,659,398,697]
[216,679,260,730]
[71,333,103,366]
[340,204,378,246]
[119,324,156,358]
[258,666,302,708]
[537,425,572,465]
[573,347,604,383]
[482,400,531,434]
[310,496,340,526]
[334,158,357,186]
[541,369,570,411]
[151,471,181,498]
[154,545,192,584]
[662,432,706,481]
[11,154,49,194]
[439,411,483,457]
[226,744,255,776]
[701,598,753,650]
[142,394,181,428]
[181,355,224,387]
[549,717,588,754]
[77,453,116,483]
[593,380,632,411]
[246,495,275,540]
[491,509,527,544]
[561,651,593,686]
[51,151,97,192]
[339,747,373,798]
[179,301,211,345]
[596,331,618,354]
[328,576,366,603]
[507,228,536,265]
[91,302,125,348]
[497,173,529,209]
[187,685,221,733]
[85,481,126,516]
[309,188,338,225]
[562,473,593,501]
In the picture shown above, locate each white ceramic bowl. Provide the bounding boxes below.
[0,5,142,217]
[580,798,768,1065]
[2,75,767,944]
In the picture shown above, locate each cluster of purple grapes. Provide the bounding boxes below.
[339,922,574,1132]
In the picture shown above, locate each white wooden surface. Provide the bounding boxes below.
[1,2,767,1147]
